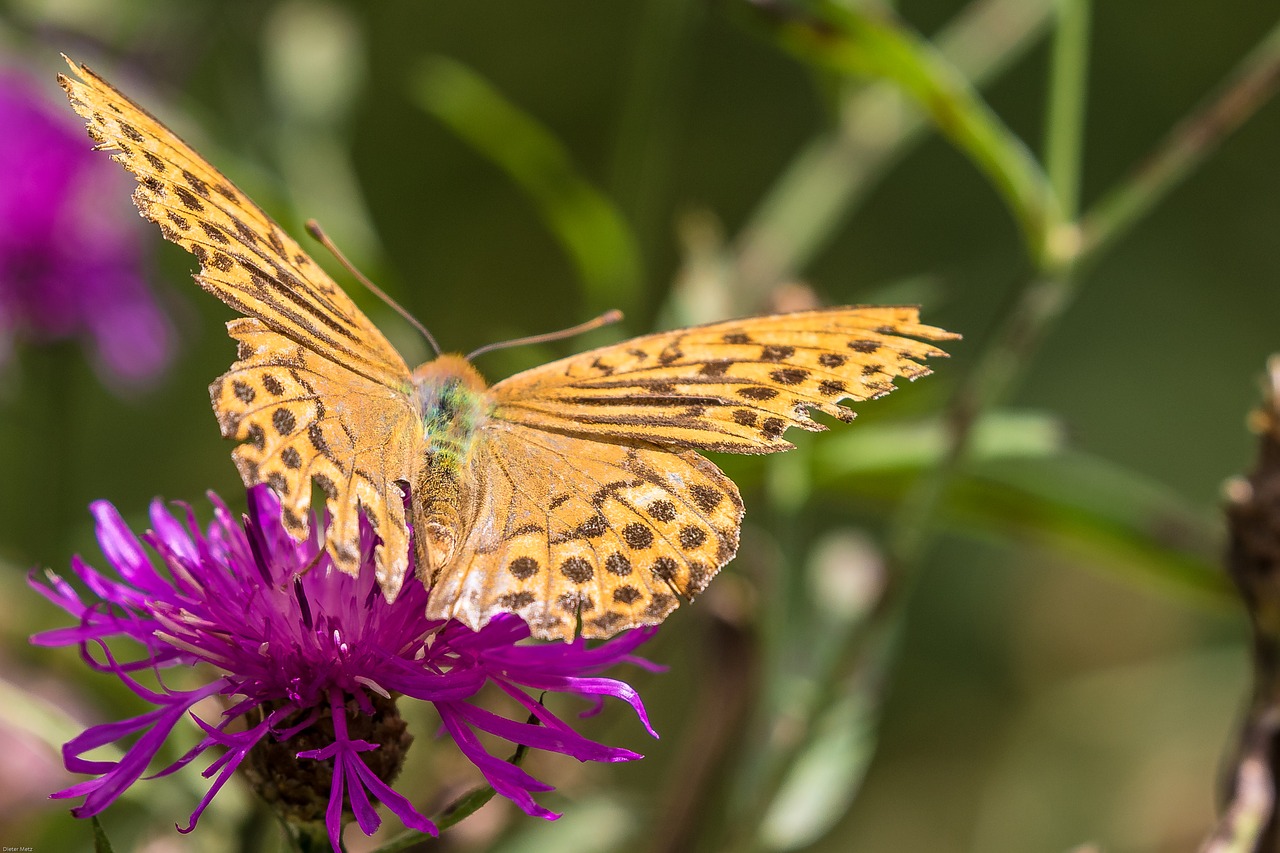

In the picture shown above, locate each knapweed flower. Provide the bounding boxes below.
[31,486,658,850]
[0,68,173,388]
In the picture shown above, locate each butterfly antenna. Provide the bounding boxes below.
[466,309,625,361]
[305,219,442,357]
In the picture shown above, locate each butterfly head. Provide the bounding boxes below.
[412,355,490,428]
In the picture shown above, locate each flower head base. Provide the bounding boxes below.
[31,486,659,850]
[0,69,173,389]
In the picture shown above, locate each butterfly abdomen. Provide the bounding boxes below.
[411,356,490,581]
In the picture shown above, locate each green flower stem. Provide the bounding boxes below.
[1078,18,1280,264]
[893,10,1280,573]
[741,0,1060,265]
[1044,0,1091,222]
[731,0,1054,305]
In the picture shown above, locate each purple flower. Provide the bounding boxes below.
[0,68,173,389]
[30,486,659,850]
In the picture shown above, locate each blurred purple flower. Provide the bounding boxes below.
[30,486,658,850]
[0,69,173,388]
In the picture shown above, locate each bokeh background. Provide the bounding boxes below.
[1,1,1278,850]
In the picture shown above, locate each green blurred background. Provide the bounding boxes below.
[1,0,1278,850]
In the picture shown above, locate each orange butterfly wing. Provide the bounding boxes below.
[424,307,955,640]
[60,58,423,593]
[425,422,743,640]
[489,306,956,452]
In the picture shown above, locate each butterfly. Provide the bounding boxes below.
[60,56,957,641]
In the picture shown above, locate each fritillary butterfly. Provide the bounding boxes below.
[60,57,957,641]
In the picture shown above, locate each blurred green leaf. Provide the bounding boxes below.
[827,449,1229,603]
[812,409,1066,479]
[413,55,643,314]
[740,0,1058,260]
[758,684,878,850]
[488,795,636,853]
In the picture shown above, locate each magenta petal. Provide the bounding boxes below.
[35,488,661,843]
[89,501,170,596]
[347,758,437,836]
[343,753,383,836]
[452,702,642,763]
[325,755,347,853]
[437,704,557,820]
[58,682,220,817]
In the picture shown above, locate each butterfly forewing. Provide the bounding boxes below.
[58,59,411,389]
[488,307,958,453]
[61,58,424,591]
[426,422,743,641]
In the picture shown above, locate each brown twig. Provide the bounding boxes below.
[1210,357,1280,852]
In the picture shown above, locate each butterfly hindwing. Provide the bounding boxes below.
[426,422,743,641]
[212,319,421,593]
[490,306,956,453]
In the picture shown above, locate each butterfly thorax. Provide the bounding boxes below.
[410,355,491,582]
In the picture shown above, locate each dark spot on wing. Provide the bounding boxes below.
[770,368,808,386]
[117,121,144,143]
[509,556,540,579]
[499,591,535,608]
[560,557,594,583]
[679,526,706,550]
[182,170,210,198]
[651,557,679,581]
[605,553,632,575]
[308,423,330,456]
[647,500,676,522]
[613,586,641,604]
[761,344,794,361]
[232,380,255,403]
[699,360,732,377]
[314,473,338,501]
[690,484,723,512]
[245,423,266,452]
[623,523,654,549]
[644,593,675,618]
[761,418,786,439]
[173,185,204,212]
[273,408,297,435]
[576,514,608,538]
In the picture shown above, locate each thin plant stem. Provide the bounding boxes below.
[1044,0,1091,223]
[731,0,1055,304]
[890,12,1280,572]
[1079,17,1280,263]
